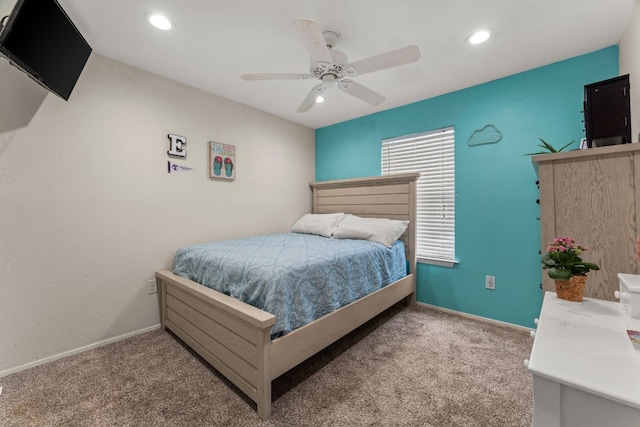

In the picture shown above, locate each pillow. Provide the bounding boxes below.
[291,213,346,237]
[331,214,409,248]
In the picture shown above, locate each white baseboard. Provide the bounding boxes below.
[417,302,533,333]
[0,324,161,378]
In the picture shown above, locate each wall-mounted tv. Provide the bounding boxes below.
[0,0,92,101]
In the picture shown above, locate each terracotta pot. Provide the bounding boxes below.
[555,275,587,302]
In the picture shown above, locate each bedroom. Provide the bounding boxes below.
[1,0,639,424]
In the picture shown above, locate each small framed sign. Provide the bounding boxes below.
[209,142,235,180]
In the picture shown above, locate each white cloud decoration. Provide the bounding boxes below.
[467,125,502,146]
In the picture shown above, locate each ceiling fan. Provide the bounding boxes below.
[240,19,421,113]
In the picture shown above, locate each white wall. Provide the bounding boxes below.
[620,0,640,141]
[0,0,17,18]
[0,54,315,375]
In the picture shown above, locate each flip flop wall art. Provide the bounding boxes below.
[210,141,235,180]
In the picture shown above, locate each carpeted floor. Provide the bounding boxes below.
[0,304,533,426]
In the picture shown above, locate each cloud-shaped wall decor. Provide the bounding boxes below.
[468,125,502,146]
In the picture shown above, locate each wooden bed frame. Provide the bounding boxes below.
[155,172,419,419]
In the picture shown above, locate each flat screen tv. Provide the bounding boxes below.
[0,0,92,100]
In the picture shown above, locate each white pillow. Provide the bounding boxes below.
[331,214,409,248]
[291,213,346,237]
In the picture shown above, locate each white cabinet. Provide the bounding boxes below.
[527,292,640,427]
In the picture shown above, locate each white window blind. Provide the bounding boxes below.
[381,127,455,264]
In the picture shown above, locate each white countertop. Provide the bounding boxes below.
[528,292,640,409]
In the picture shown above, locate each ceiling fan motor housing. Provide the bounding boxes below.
[310,49,349,80]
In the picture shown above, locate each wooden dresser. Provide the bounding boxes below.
[533,143,640,300]
[526,292,640,427]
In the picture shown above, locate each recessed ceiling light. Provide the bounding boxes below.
[147,13,173,30]
[316,95,325,103]
[467,29,491,45]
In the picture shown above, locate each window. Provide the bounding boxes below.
[381,127,456,266]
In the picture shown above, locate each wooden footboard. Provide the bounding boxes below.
[156,269,275,419]
[156,269,414,420]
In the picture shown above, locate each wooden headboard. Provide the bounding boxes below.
[309,173,419,275]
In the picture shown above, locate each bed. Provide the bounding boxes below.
[155,172,419,419]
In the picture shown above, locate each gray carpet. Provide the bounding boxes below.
[0,305,533,426]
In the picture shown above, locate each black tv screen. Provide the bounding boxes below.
[0,0,92,100]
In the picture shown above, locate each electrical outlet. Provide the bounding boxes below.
[146,279,158,294]
[485,275,496,290]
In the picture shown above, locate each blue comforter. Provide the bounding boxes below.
[172,233,407,337]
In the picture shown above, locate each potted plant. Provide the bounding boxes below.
[541,237,600,301]
[525,138,574,155]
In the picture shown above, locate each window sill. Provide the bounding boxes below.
[417,257,459,267]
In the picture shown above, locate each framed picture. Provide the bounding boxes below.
[209,141,235,180]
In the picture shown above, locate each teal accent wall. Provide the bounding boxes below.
[315,46,619,328]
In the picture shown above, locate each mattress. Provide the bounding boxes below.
[172,232,407,337]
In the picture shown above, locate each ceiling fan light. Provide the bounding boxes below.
[316,95,325,103]
[147,13,174,30]
[467,30,491,45]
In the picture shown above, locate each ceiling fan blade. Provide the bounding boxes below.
[241,73,314,80]
[347,45,420,76]
[293,19,333,65]
[297,84,326,113]
[339,79,385,106]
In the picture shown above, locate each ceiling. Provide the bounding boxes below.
[58,0,636,129]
